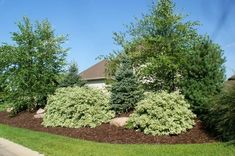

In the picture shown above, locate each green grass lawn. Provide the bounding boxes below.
[0,124,234,156]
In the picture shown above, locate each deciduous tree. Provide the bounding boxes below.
[0,17,68,113]
[107,0,225,114]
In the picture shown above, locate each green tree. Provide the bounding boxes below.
[0,17,68,113]
[107,0,225,114]
[181,36,225,114]
[205,79,235,142]
[108,0,199,91]
[59,62,85,87]
[110,55,143,113]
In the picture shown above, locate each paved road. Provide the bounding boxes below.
[0,138,43,156]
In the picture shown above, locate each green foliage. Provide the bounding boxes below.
[110,55,143,113]
[181,36,225,114]
[0,102,8,112]
[127,91,196,135]
[59,62,85,87]
[106,0,225,114]
[107,0,199,91]
[0,17,68,113]
[43,87,115,128]
[0,86,4,104]
[204,81,235,142]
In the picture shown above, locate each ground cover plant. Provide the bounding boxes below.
[0,124,234,156]
[43,87,115,128]
[127,91,196,135]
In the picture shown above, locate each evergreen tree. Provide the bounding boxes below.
[60,62,85,87]
[110,55,143,113]
[181,36,225,114]
[204,78,235,142]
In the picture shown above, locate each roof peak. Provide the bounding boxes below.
[79,60,107,80]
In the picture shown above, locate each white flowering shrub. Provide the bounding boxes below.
[43,87,115,128]
[127,91,196,135]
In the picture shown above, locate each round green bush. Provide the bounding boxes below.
[127,91,196,135]
[43,87,115,128]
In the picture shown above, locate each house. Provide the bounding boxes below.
[224,75,235,90]
[228,75,235,81]
[79,60,107,89]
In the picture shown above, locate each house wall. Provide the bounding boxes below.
[85,79,106,89]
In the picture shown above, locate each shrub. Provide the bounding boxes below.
[43,87,115,128]
[204,80,235,142]
[110,55,143,113]
[127,91,196,135]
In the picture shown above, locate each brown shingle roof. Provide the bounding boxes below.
[228,75,235,81]
[224,75,235,90]
[79,60,107,80]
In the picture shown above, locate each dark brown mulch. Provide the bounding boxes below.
[0,111,216,144]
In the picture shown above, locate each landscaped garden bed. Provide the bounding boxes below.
[0,111,215,144]
[0,2,234,156]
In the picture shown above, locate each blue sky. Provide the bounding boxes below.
[0,0,234,78]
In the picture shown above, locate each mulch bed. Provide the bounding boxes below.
[0,111,216,144]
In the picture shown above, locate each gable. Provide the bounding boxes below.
[79,60,107,80]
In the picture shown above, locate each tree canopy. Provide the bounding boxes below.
[106,0,225,114]
[0,17,68,113]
